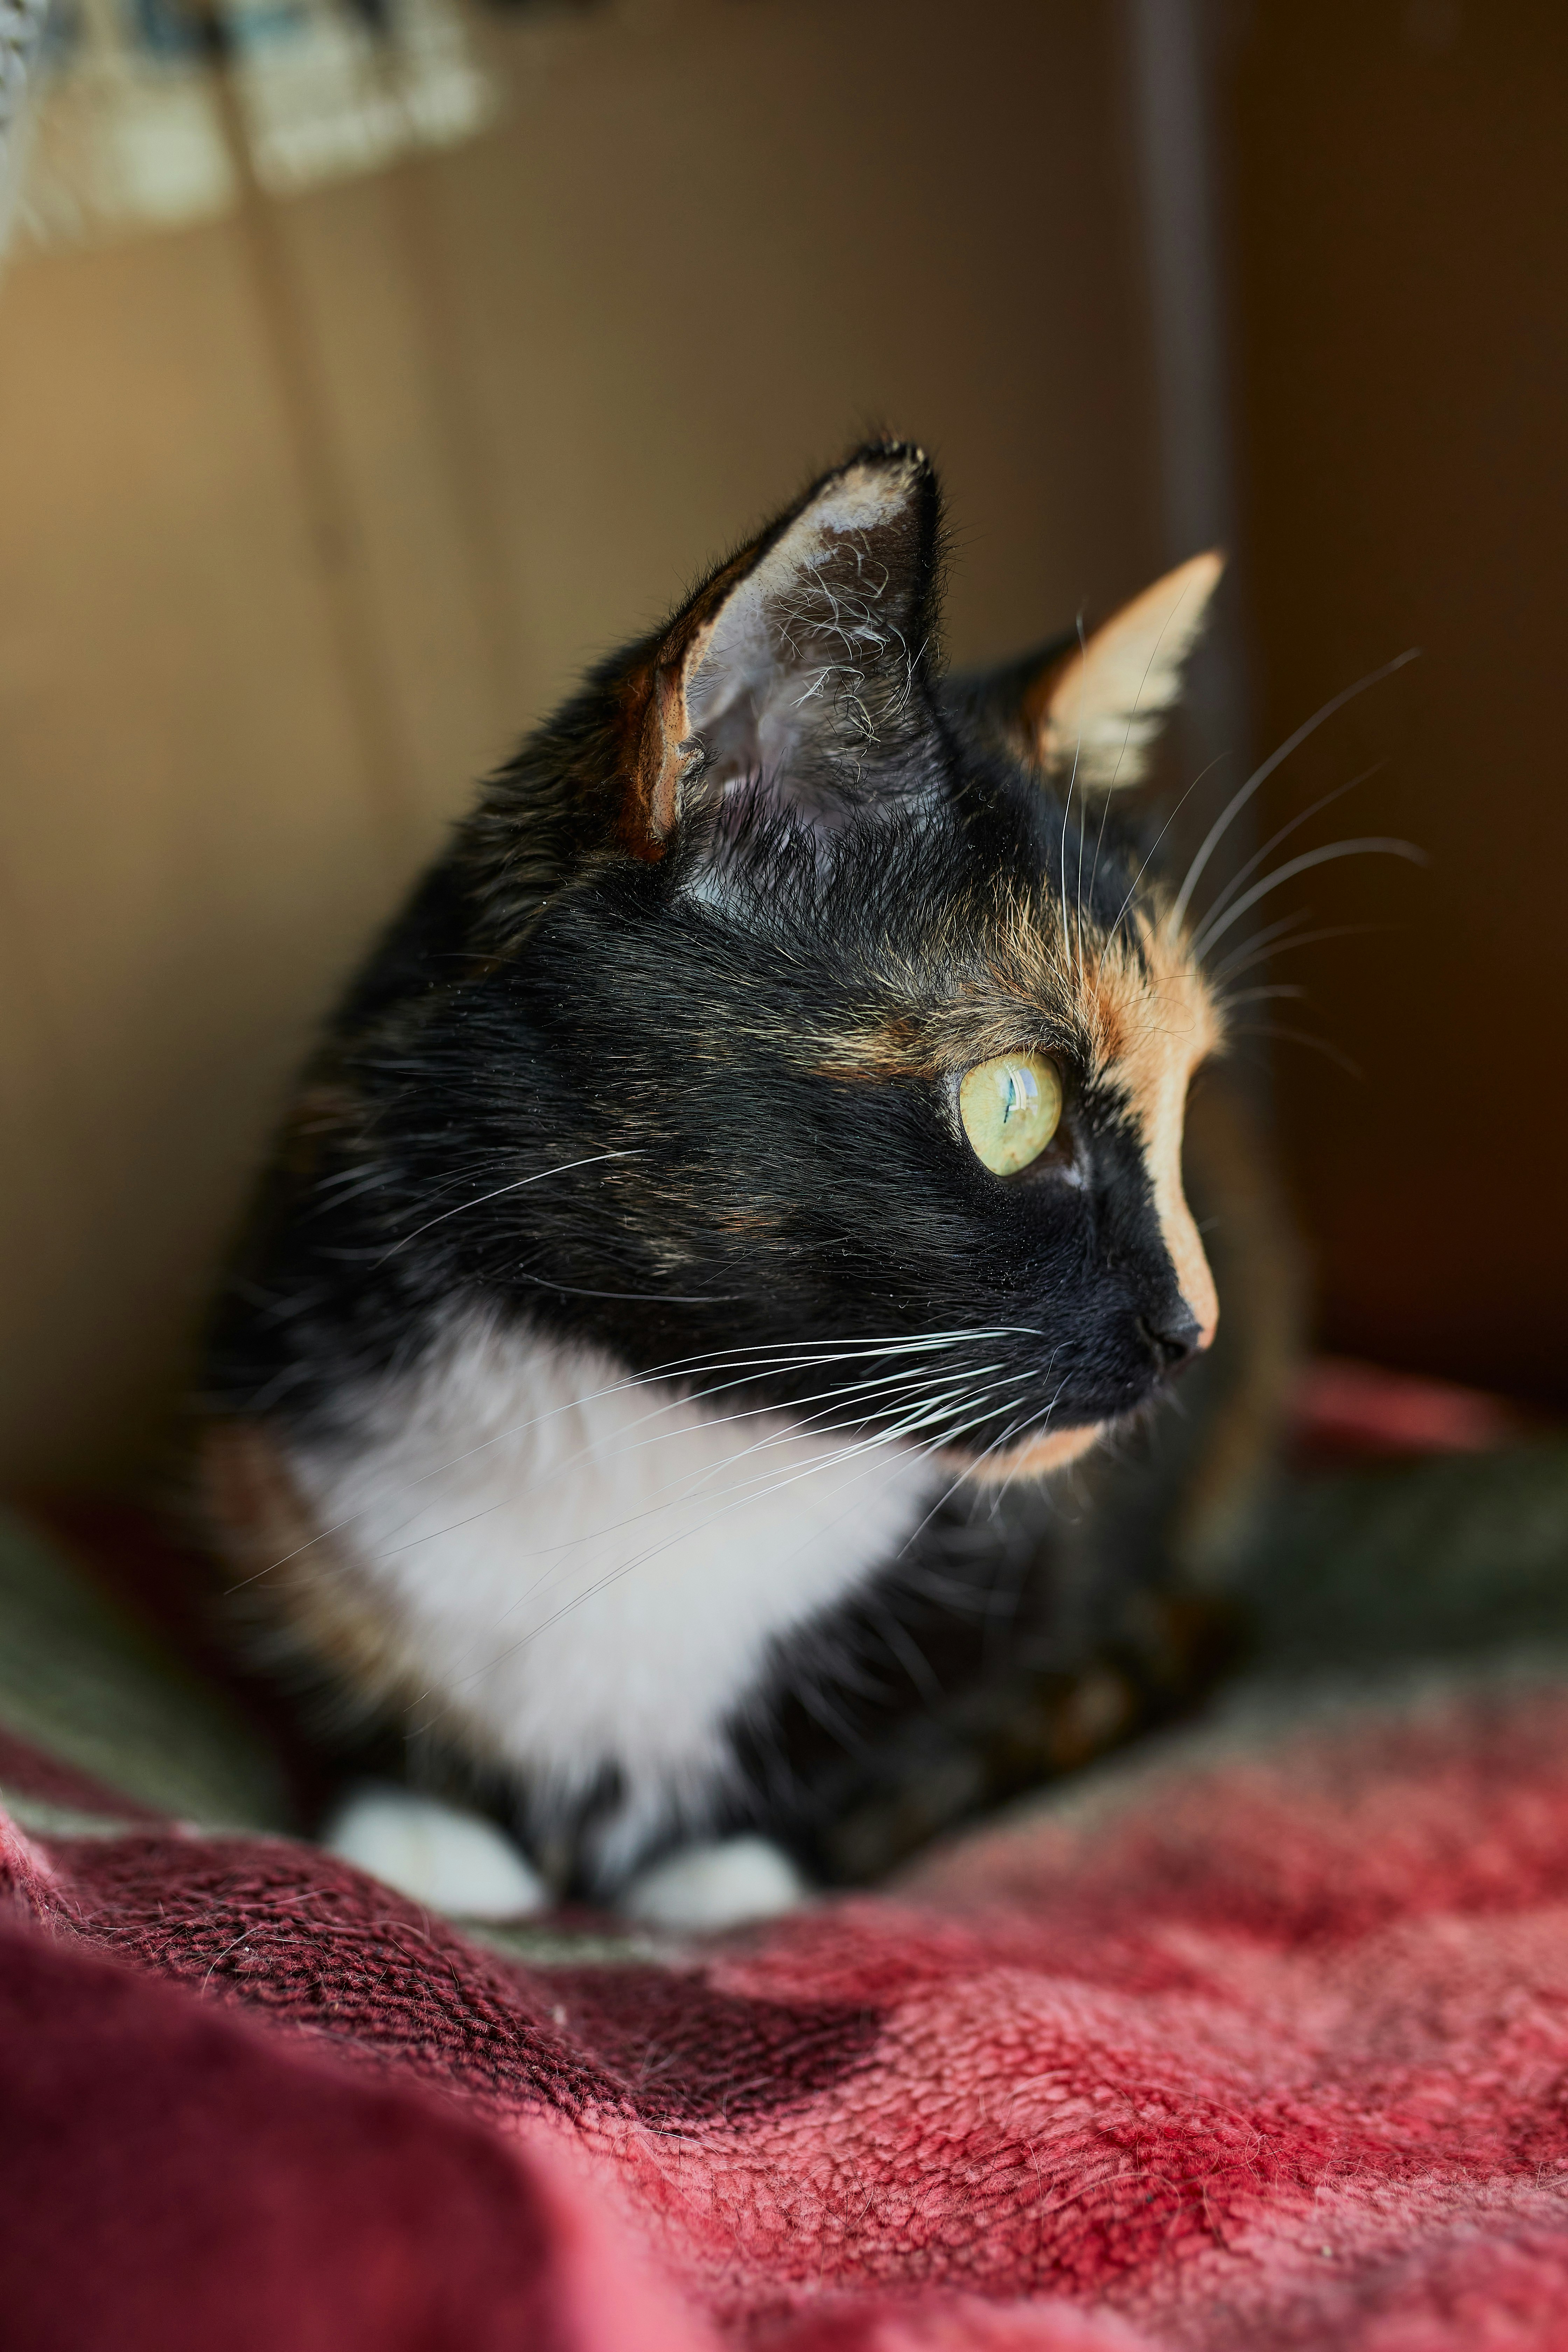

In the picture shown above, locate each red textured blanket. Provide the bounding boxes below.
[9,1668,1568,2351]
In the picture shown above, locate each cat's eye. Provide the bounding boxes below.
[958,1052,1063,1176]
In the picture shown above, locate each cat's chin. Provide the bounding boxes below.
[945,1421,1105,1485]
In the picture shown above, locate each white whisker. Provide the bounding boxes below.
[373,1150,645,1265]
[1169,648,1419,934]
[223,1328,1040,1594]
[1193,762,1384,941]
[1105,752,1231,944]
[1062,608,1087,985]
[1088,566,1205,913]
[406,1368,1049,1726]
[1228,1021,1362,1076]
[1210,919,1384,985]
[1191,836,1423,958]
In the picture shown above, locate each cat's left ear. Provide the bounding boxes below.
[953,551,1224,792]
[614,440,941,856]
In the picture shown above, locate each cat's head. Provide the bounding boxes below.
[449,441,1226,1477]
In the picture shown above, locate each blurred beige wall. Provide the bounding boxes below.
[0,0,1167,1486]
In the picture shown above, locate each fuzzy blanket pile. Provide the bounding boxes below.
[5,1429,1568,2351]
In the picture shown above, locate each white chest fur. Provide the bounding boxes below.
[286,1317,935,1875]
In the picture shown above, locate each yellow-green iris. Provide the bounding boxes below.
[958,1052,1063,1176]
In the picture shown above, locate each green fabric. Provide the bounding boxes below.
[1242,1441,1568,1676]
[464,1920,669,1967]
[0,1506,289,1831]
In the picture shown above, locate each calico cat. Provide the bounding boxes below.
[203,442,1295,1928]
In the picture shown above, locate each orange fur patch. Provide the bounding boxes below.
[202,1423,502,1761]
[1095,908,1223,1345]
[954,1421,1106,1483]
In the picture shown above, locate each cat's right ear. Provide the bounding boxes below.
[484,442,940,889]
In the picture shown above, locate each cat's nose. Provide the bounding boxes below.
[1138,1307,1205,1373]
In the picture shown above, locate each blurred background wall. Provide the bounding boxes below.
[0,0,1561,1489]
[1225,3,1568,1410]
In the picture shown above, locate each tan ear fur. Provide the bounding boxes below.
[1027,549,1224,791]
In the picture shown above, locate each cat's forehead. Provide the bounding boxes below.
[811,875,1221,1123]
[680,782,1220,1118]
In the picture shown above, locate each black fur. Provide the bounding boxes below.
[204,443,1288,1891]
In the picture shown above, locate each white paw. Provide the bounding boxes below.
[618,1835,809,1931]
[322,1785,548,1920]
